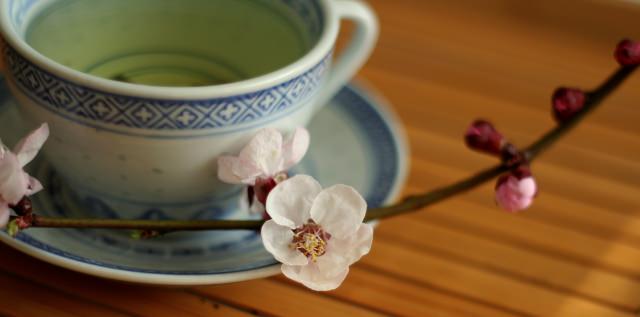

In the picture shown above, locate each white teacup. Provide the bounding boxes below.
[0,0,378,219]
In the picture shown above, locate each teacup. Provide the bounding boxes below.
[0,0,378,219]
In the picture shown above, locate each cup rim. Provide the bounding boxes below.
[0,0,339,99]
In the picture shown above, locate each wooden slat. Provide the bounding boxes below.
[277,268,524,317]
[0,245,253,317]
[401,128,640,246]
[408,161,640,278]
[0,272,128,317]
[377,216,640,310]
[363,239,632,316]
[403,125,640,199]
[362,67,640,163]
[193,279,386,317]
[365,0,640,131]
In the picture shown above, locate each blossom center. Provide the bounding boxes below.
[291,221,331,262]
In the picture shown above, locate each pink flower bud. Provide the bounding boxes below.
[614,39,640,66]
[464,120,505,155]
[552,87,585,123]
[495,167,537,212]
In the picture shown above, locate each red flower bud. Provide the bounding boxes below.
[464,120,505,155]
[552,87,585,123]
[9,197,33,216]
[254,177,278,206]
[251,172,288,220]
[614,39,640,66]
[14,213,34,229]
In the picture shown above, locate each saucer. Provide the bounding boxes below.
[0,77,408,285]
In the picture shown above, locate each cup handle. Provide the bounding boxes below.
[314,0,379,109]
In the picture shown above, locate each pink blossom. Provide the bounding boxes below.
[218,128,309,214]
[0,124,49,228]
[218,128,309,185]
[261,175,373,291]
[495,172,537,212]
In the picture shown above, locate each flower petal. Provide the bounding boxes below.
[314,223,373,275]
[335,223,374,265]
[313,250,350,278]
[25,174,43,196]
[13,123,49,167]
[239,128,284,177]
[518,177,537,197]
[0,203,10,229]
[233,157,265,185]
[218,155,264,185]
[281,128,310,170]
[281,263,349,291]
[0,152,28,204]
[217,156,243,184]
[266,175,321,228]
[495,175,536,212]
[310,185,367,239]
[261,220,308,266]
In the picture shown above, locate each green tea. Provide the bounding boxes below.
[26,0,314,86]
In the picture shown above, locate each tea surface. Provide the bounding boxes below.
[26,0,313,86]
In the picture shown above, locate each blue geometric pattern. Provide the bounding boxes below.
[5,45,331,131]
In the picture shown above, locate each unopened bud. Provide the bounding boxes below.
[9,197,33,216]
[495,166,537,212]
[552,87,585,123]
[614,39,640,66]
[464,120,505,155]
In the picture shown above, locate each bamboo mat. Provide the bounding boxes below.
[1,0,640,316]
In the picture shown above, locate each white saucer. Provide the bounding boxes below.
[0,78,408,285]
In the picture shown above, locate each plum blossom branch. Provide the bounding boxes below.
[5,40,640,232]
[364,63,637,220]
[11,59,637,231]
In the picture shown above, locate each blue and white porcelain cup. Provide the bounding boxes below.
[0,0,378,219]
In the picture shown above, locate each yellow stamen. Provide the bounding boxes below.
[290,221,330,262]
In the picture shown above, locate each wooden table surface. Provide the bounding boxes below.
[2,0,640,316]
